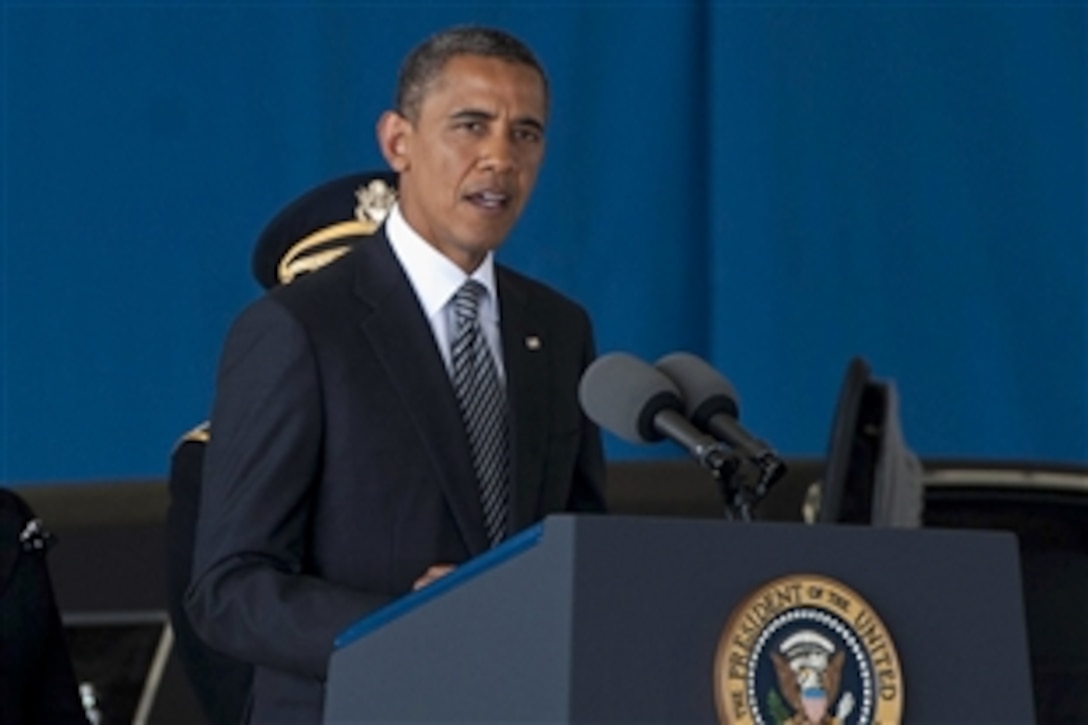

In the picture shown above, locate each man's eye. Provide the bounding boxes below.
[457,120,485,133]
[514,128,542,143]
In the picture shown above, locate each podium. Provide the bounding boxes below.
[325,515,1034,723]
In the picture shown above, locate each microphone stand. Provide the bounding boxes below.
[679,440,751,520]
[653,411,787,521]
[708,452,787,522]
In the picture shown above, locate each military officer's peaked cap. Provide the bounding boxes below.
[252,170,398,289]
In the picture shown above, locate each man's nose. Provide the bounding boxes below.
[478,131,516,172]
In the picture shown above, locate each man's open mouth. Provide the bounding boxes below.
[465,190,511,210]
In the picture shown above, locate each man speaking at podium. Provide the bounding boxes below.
[187,25,606,722]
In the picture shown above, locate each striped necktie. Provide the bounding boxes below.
[449,280,510,546]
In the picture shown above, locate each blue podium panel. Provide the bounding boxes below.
[325,515,1033,723]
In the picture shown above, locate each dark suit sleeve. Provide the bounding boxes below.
[166,433,253,724]
[186,298,392,681]
[564,312,608,514]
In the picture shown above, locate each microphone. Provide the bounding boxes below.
[578,352,733,472]
[654,352,786,487]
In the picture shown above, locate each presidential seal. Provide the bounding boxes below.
[714,575,903,725]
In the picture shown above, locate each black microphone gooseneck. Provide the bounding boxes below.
[578,352,739,477]
[655,352,788,519]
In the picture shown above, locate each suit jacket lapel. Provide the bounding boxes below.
[498,269,550,531]
[350,232,490,555]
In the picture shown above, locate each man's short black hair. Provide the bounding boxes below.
[395,25,549,122]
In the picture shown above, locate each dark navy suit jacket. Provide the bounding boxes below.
[187,230,606,722]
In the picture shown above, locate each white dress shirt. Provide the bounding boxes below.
[385,203,505,381]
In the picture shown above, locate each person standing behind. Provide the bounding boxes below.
[187,25,606,722]
[0,488,88,724]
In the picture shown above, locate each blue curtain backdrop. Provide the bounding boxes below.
[1,1,1084,485]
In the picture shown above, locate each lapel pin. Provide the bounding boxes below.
[525,336,542,350]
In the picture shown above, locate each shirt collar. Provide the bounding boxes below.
[386,202,499,322]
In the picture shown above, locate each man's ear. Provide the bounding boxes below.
[377,111,411,173]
